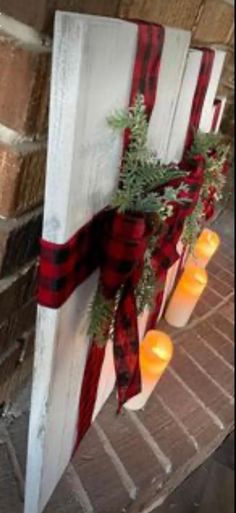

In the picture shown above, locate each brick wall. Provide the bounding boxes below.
[0,0,234,409]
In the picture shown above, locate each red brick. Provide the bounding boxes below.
[179,335,234,398]
[0,35,50,135]
[208,275,233,297]
[136,390,196,470]
[0,342,21,389]
[97,400,165,488]
[208,265,234,288]
[0,329,34,405]
[220,302,235,324]
[119,0,203,31]
[214,252,234,273]
[209,313,234,341]
[0,141,46,217]
[193,0,234,45]
[0,262,37,323]
[195,299,211,318]
[201,288,222,308]
[196,321,234,367]
[0,300,36,357]
[0,207,42,278]
[74,426,131,513]
[157,369,220,449]
[172,347,233,426]
[0,0,120,34]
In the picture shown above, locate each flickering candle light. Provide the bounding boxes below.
[124,330,173,411]
[165,264,208,328]
[187,229,220,268]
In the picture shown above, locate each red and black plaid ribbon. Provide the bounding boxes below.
[76,23,165,446]
[203,150,229,221]
[146,48,215,331]
[38,210,109,308]
[37,22,165,448]
[211,98,222,132]
[185,48,215,151]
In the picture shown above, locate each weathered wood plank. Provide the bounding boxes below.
[25,13,138,513]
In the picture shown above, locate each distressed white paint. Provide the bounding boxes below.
[147,27,191,163]
[94,422,138,499]
[25,14,191,512]
[166,49,202,164]
[211,96,227,133]
[166,49,226,163]
[25,13,138,513]
[199,50,226,133]
[162,49,226,316]
[128,411,172,474]
[93,26,191,420]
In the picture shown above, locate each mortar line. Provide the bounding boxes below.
[2,427,25,500]
[180,346,234,404]
[127,411,172,475]
[66,464,94,513]
[154,394,199,451]
[170,292,234,339]
[196,332,234,371]
[94,421,138,500]
[168,367,225,430]
[206,323,234,346]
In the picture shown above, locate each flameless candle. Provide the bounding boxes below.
[124,330,173,411]
[186,229,220,268]
[165,264,208,328]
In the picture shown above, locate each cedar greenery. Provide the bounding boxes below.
[182,131,230,250]
[108,95,188,217]
[88,95,188,345]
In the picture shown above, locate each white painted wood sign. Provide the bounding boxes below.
[162,47,226,314]
[211,96,227,133]
[24,13,191,513]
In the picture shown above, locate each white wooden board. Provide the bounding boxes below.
[165,49,203,164]
[25,13,191,513]
[163,49,226,311]
[199,50,226,133]
[93,26,191,419]
[147,26,191,163]
[25,13,138,513]
[211,96,227,133]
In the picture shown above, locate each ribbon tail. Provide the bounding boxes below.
[75,342,106,451]
[146,279,166,332]
[114,283,141,412]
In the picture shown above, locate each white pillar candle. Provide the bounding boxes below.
[124,331,173,411]
[186,229,220,268]
[165,264,208,328]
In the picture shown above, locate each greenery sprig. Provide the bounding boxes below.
[182,131,230,250]
[88,95,188,346]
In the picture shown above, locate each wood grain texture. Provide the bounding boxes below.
[166,49,202,164]
[93,26,191,422]
[199,50,226,133]
[25,14,191,513]
[25,13,138,513]
[147,27,191,163]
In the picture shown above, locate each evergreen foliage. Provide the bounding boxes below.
[182,131,230,250]
[89,95,189,345]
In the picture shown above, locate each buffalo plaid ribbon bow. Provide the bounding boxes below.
[38,22,166,447]
[147,154,205,330]
[147,47,215,331]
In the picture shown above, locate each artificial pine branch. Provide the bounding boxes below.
[109,94,187,217]
[183,130,230,249]
[88,95,189,345]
